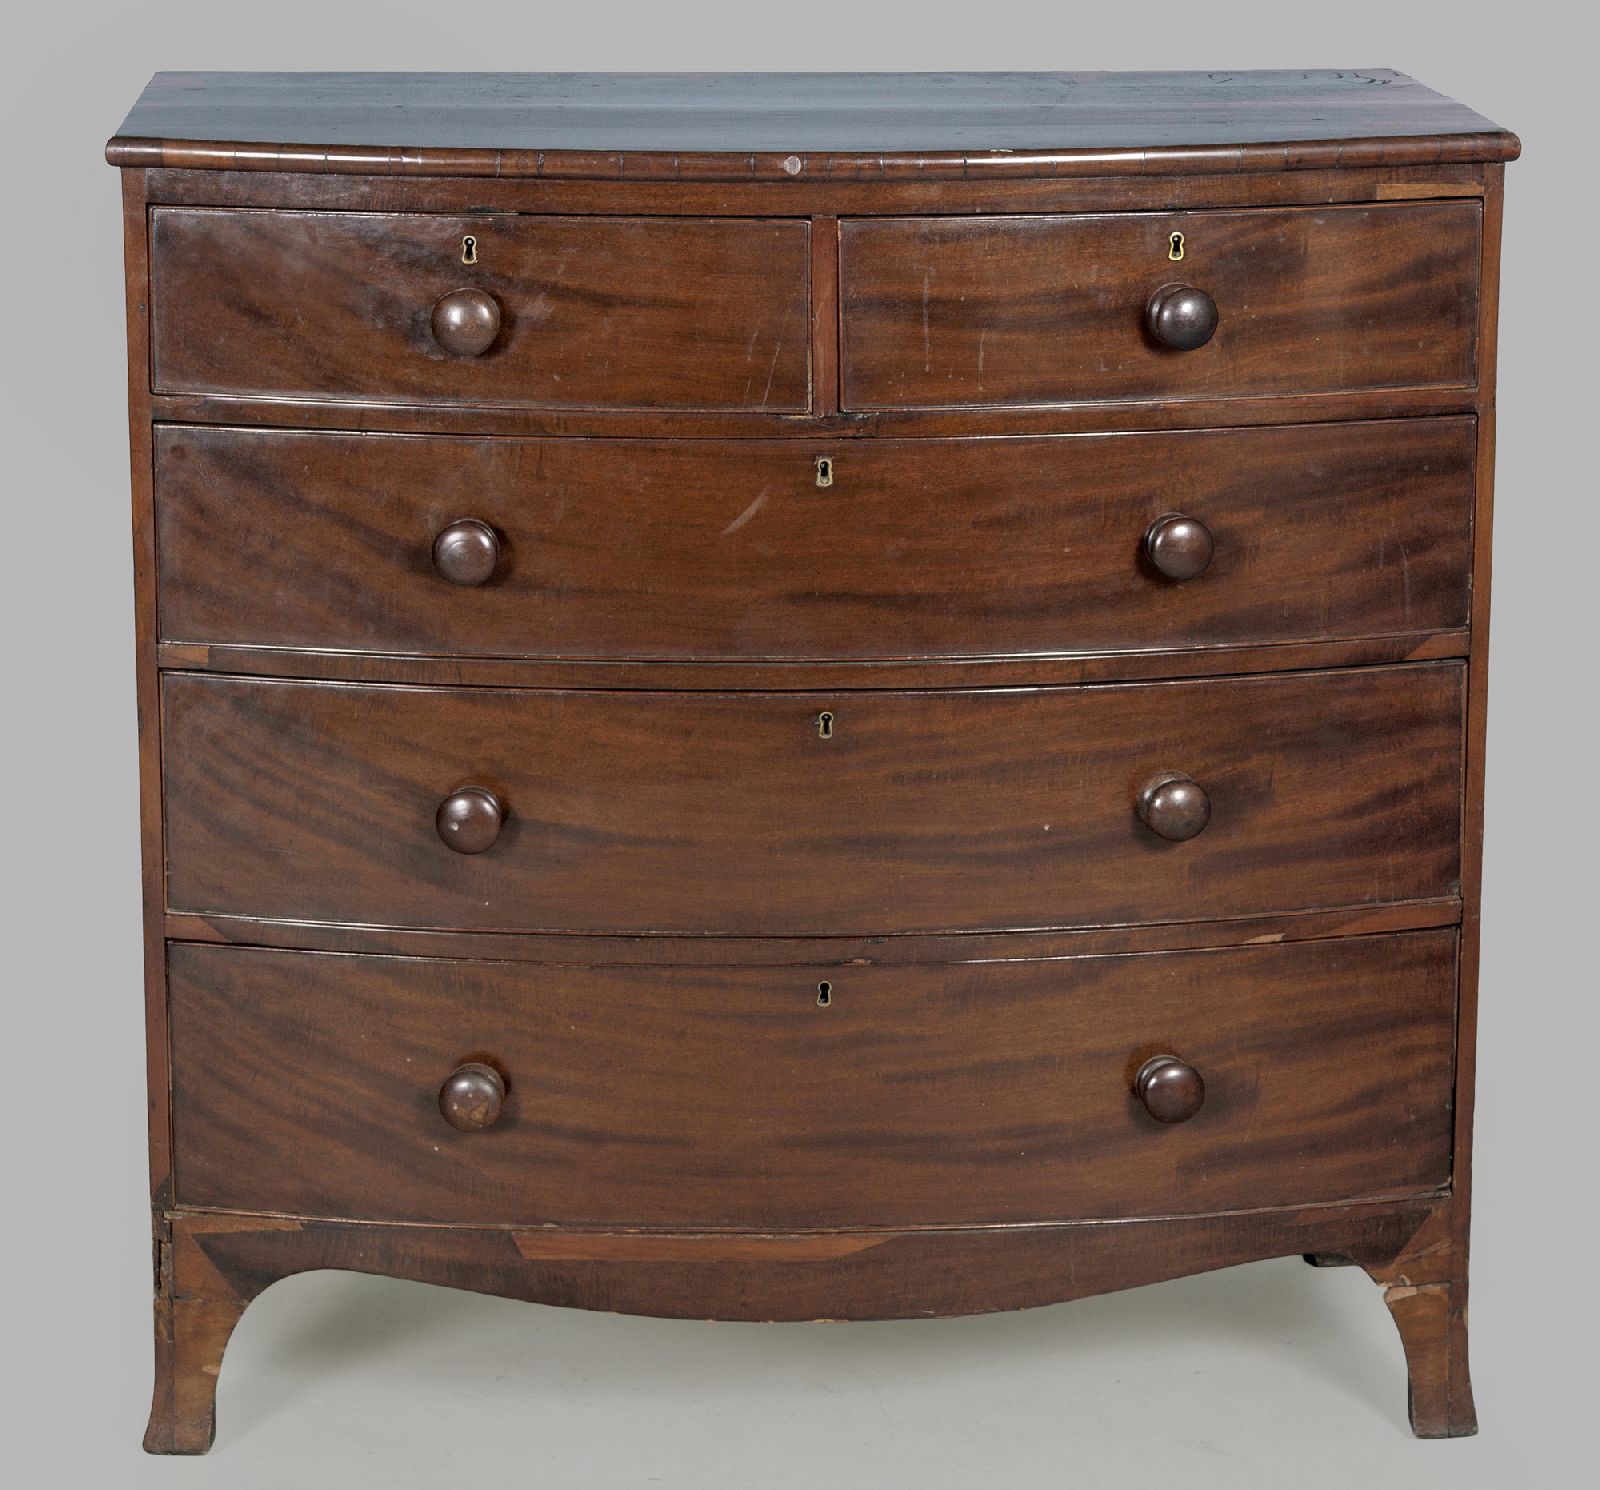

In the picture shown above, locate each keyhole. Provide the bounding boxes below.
[816,981,833,1007]
[817,711,834,739]
[815,456,834,489]
[1168,231,1185,262]
[461,235,478,266]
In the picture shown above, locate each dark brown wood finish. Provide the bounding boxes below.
[149,1196,1460,1452]
[840,203,1480,409]
[1429,159,1509,1443]
[120,170,172,1221]
[162,896,1464,968]
[108,70,1518,179]
[161,666,1463,935]
[155,629,1470,692]
[138,159,1495,225]
[168,932,1456,1228]
[437,1062,507,1132]
[144,383,1483,445]
[150,209,812,411]
[154,419,1474,662]
[109,70,1515,1450]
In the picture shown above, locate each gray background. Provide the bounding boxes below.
[3,5,1591,1486]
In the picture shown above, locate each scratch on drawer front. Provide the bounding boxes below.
[722,489,769,537]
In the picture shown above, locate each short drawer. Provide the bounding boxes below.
[162,665,1463,936]
[840,202,1480,409]
[168,931,1458,1228]
[149,208,811,411]
[154,418,1475,661]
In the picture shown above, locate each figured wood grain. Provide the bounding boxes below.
[841,203,1480,409]
[167,930,1457,1227]
[142,1195,1459,1448]
[158,1198,1443,1321]
[154,419,1474,661]
[110,68,1517,1451]
[150,208,811,411]
[161,665,1463,936]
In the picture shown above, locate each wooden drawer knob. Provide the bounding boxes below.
[1134,1055,1206,1123]
[1145,284,1219,350]
[1144,513,1214,581]
[439,1062,506,1132]
[432,518,501,587]
[431,288,501,356]
[1136,771,1211,841]
[436,786,504,854]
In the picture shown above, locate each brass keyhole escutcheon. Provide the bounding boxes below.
[815,456,834,489]
[817,711,835,739]
[1168,230,1186,262]
[816,981,833,1007]
[461,234,478,266]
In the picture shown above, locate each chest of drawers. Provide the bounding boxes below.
[108,70,1519,1453]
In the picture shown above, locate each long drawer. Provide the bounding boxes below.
[149,208,812,411]
[154,419,1475,661]
[168,932,1458,1228]
[161,665,1463,935]
[840,202,1481,409]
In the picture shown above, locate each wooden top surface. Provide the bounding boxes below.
[108,70,1518,180]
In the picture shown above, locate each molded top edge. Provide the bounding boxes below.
[107,70,1520,178]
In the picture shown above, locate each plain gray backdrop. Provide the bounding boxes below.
[3,5,1592,1486]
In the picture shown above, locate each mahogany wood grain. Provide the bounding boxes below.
[1349,1203,1479,1437]
[161,897,1464,968]
[1454,166,1505,1259]
[159,1197,1444,1319]
[108,70,1518,180]
[160,665,1463,936]
[150,209,811,411]
[1396,161,1510,1443]
[153,419,1474,662]
[139,160,1494,227]
[111,69,1516,1451]
[144,1294,243,1454]
[144,1196,1459,1448]
[840,203,1480,409]
[154,629,1471,692]
[118,171,177,1233]
[809,216,840,415]
[167,931,1457,1228]
[146,386,1486,445]
[115,129,1518,183]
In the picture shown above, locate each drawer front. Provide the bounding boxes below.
[840,203,1480,409]
[155,418,1474,660]
[162,666,1462,935]
[169,932,1458,1228]
[150,208,811,411]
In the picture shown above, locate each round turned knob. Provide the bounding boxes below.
[439,1062,506,1132]
[1144,513,1215,582]
[1136,771,1212,842]
[1145,284,1219,351]
[431,288,501,356]
[1134,1055,1206,1124]
[432,518,501,587]
[435,787,504,854]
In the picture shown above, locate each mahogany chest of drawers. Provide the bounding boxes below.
[107,70,1519,1452]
